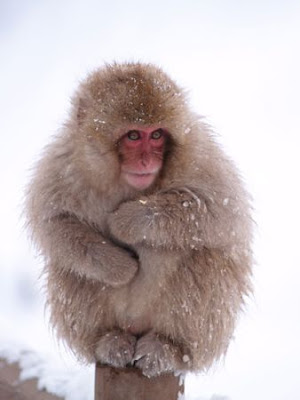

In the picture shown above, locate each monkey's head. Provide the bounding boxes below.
[69,63,196,192]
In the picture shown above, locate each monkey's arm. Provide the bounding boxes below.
[108,188,241,251]
[37,214,138,287]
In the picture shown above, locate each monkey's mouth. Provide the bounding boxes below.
[123,171,157,190]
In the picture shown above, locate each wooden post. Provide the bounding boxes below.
[95,364,184,400]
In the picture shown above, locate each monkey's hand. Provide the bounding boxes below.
[107,192,195,249]
[107,190,203,248]
[107,198,155,247]
[108,187,235,250]
[87,241,138,287]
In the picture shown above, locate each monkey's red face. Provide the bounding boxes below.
[119,128,167,190]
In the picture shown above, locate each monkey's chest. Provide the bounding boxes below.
[114,268,162,333]
[113,278,156,334]
[120,308,152,335]
[112,249,177,335]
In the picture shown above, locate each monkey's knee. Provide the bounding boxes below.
[95,330,136,368]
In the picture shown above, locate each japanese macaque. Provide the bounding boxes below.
[26,62,253,377]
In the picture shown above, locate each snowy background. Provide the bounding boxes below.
[1,1,300,399]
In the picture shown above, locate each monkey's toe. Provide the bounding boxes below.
[133,332,183,377]
[95,330,136,368]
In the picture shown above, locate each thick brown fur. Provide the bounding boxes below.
[26,62,253,377]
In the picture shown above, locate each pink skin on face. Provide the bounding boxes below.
[119,128,166,190]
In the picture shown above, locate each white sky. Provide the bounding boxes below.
[1,1,300,399]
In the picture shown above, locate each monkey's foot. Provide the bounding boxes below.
[95,331,136,368]
[133,332,186,377]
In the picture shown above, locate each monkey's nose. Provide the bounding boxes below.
[140,152,152,167]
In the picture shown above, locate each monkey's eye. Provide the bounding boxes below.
[151,129,163,140]
[127,130,141,141]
